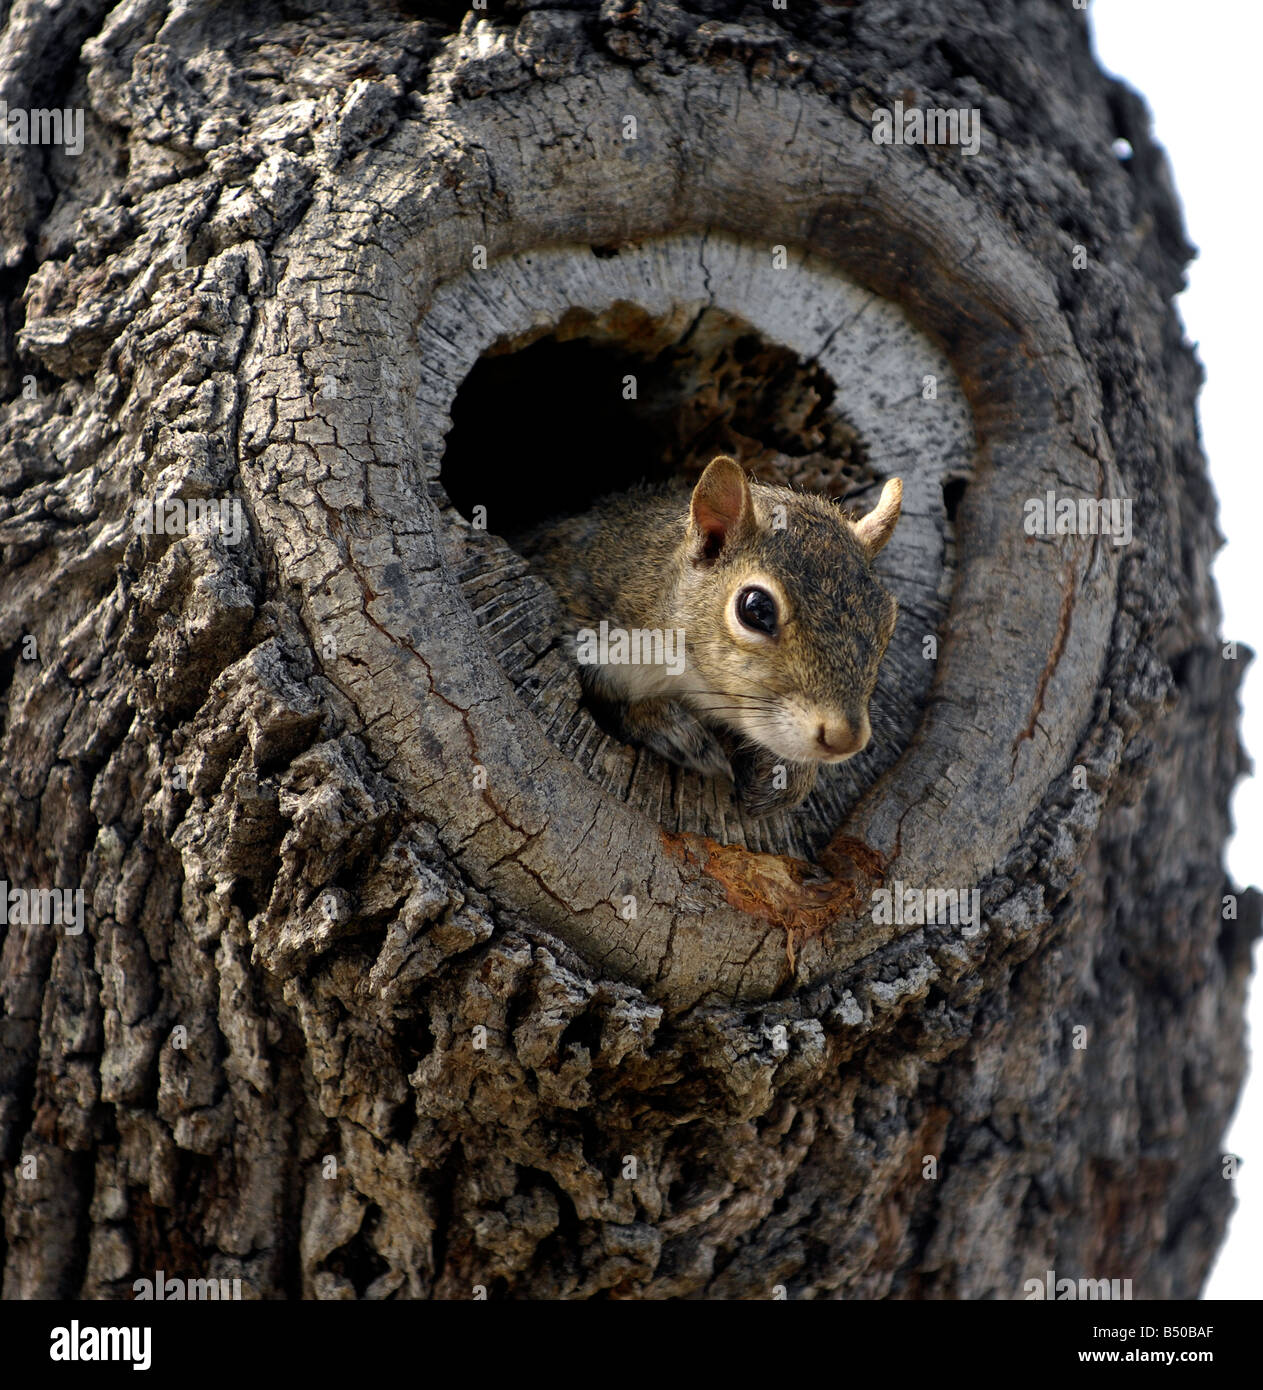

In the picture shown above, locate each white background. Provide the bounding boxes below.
[1090,2,1260,1299]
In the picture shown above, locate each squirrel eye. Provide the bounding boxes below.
[736,586,778,636]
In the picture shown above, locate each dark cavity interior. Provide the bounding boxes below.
[439,302,871,538]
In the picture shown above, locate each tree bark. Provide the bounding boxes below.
[0,0,1255,1300]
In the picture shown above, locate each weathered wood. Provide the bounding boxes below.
[0,0,1255,1301]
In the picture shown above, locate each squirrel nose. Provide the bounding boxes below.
[816,714,870,758]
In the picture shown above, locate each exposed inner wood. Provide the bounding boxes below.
[419,235,973,858]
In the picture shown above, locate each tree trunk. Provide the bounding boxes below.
[0,0,1255,1300]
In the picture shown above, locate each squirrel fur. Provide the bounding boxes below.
[519,456,902,816]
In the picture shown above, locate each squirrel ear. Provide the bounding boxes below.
[853,477,902,557]
[688,456,753,564]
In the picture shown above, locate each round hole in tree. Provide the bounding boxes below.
[433,301,913,857]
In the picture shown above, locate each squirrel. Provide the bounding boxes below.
[519,456,902,816]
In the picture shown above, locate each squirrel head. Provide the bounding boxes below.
[674,456,902,766]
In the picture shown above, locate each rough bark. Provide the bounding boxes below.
[0,0,1255,1300]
